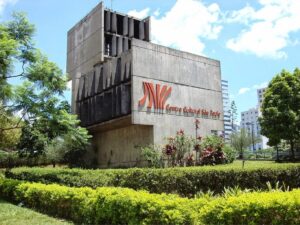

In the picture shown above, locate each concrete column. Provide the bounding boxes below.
[144,19,150,41]
[111,35,117,56]
[111,12,117,33]
[105,11,111,32]
[117,36,123,55]
[77,76,85,101]
[123,16,128,36]
[128,18,134,37]
[139,21,145,40]
[84,75,89,99]
[123,38,129,52]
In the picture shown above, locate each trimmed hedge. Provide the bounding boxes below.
[0,178,203,225]
[5,164,300,196]
[0,178,300,225]
[199,190,300,225]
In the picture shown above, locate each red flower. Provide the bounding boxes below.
[177,129,184,135]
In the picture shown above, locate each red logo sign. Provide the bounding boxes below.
[138,82,172,110]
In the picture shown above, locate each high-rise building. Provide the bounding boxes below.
[240,108,261,151]
[257,87,269,149]
[240,87,269,151]
[222,80,231,141]
[257,88,266,107]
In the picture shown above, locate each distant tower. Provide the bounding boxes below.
[221,80,231,141]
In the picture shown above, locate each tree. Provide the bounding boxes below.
[229,101,237,131]
[0,103,21,150]
[259,68,300,160]
[230,128,260,159]
[0,13,91,161]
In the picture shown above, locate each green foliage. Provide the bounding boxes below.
[199,190,300,225]
[222,145,237,163]
[0,150,50,168]
[5,163,300,197]
[201,135,224,151]
[200,135,226,165]
[0,13,91,163]
[140,145,162,168]
[230,128,260,159]
[0,177,299,225]
[260,68,300,159]
[0,104,21,150]
[163,130,193,166]
[45,138,67,167]
[0,178,202,225]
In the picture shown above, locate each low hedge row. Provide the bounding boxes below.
[5,164,300,196]
[0,178,203,225]
[0,178,300,225]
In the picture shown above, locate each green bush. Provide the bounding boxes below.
[0,178,299,225]
[5,163,300,196]
[0,178,202,225]
[0,150,50,168]
[140,144,162,168]
[222,145,237,163]
[199,190,300,225]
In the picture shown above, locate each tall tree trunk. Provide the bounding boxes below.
[290,140,295,161]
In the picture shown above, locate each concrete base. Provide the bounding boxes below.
[90,121,154,168]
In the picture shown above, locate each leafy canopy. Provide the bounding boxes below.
[259,68,300,157]
[0,12,91,159]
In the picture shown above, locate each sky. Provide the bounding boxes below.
[1,0,300,121]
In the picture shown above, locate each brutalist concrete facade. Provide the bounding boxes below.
[67,2,224,168]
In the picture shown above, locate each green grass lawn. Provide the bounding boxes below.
[0,199,73,225]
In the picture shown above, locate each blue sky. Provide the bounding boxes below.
[1,0,300,120]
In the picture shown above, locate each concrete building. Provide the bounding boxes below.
[221,80,231,141]
[67,2,224,167]
[240,87,269,151]
[240,108,261,151]
[257,88,266,107]
[257,87,269,149]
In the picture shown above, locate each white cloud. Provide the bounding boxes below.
[0,0,17,14]
[238,87,251,95]
[252,81,268,89]
[226,0,300,59]
[238,81,268,95]
[128,8,150,19]
[153,9,160,17]
[128,0,222,55]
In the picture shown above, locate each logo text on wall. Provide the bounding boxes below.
[138,82,221,119]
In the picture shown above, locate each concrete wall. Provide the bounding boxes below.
[131,39,224,144]
[67,2,104,111]
[92,124,154,168]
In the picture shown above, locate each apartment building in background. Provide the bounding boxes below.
[222,80,232,141]
[240,87,269,151]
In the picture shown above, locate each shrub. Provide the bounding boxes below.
[199,135,227,165]
[199,190,300,225]
[0,178,202,225]
[0,178,299,225]
[0,150,50,168]
[163,129,193,166]
[222,145,237,163]
[140,145,162,168]
[5,164,300,196]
